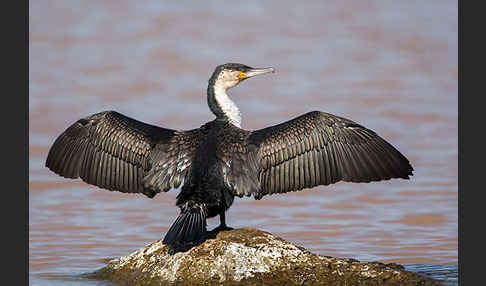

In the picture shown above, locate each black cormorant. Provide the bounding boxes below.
[46,63,413,253]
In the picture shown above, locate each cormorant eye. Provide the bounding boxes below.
[241,68,246,73]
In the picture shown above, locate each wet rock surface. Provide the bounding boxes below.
[90,228,442,286]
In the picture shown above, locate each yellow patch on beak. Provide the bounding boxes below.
[238,72,248,81]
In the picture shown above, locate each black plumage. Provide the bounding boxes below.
[46,63,413,253]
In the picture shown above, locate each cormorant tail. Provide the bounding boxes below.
[163,201,207,254]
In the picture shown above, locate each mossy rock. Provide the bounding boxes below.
[90,228,442,286]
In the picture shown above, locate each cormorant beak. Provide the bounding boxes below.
[238,67,275,81]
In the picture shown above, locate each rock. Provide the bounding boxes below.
[90,228,442,286]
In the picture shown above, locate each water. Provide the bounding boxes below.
[29,1,458,285]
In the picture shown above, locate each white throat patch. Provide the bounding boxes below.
[212,82,242,128]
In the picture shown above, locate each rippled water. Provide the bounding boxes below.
[29,1,458,285]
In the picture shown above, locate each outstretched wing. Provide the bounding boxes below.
[240,111,413,200]
[45,111,201,198]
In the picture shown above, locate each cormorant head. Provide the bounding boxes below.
[209,63,275,91]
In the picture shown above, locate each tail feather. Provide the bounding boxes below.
[163,201,207,254]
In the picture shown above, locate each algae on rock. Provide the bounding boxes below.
[91,228,442,286]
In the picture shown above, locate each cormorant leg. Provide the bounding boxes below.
[210,211,233,233]
[219,211,231,229]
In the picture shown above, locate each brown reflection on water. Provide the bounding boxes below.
[387,213,449,226]
[30,0,457,280]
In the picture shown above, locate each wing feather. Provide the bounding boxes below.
[243,111,413,199]
[46,110,201,198]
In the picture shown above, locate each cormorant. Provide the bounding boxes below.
[46,63,413,253]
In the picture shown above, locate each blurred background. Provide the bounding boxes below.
[29,1,458,285]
